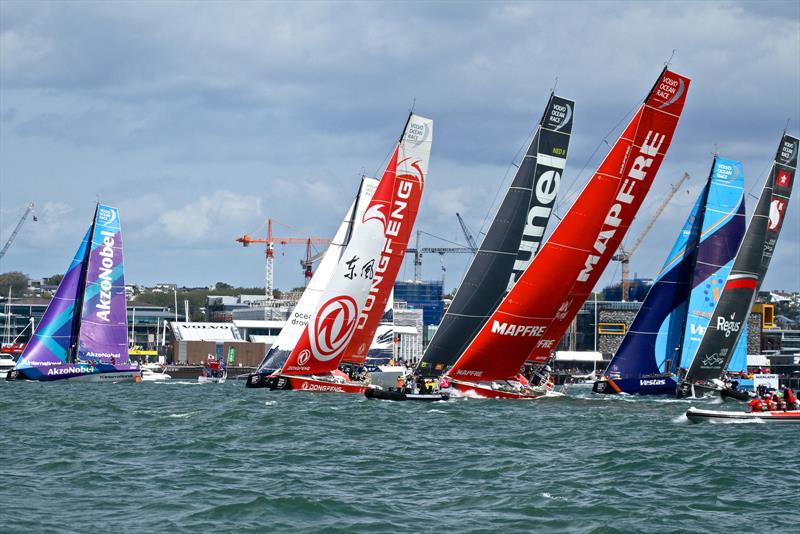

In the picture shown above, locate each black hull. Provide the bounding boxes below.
[365,387,449,402]
[720,388,753,402]
[245,373,291,390]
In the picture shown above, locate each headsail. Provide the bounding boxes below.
[684,133,798,383]
[14,227,92,374]
[448,68,691,382]
[256,177,378,372]
[77,205,129,364]
[417,94,575,377]
[604,157,745,382]
[281,114,433,375]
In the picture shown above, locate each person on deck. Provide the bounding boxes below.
[748,397,763,413]
[784,387,798,410]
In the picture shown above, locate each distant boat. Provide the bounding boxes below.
[444,68,691,399]
[140,362,171,381]
[0,352,15,379]
[198,356,226,384]
[7,204,140,382]
[677,132,798,398]
[686,407,800,423]
[593,155,746,395]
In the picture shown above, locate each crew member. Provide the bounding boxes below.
[785,387,798,410]
[747,397,763,412]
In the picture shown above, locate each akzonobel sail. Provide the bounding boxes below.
[448,68,691,387]
[417,94,574,377]
[681,133,798,389]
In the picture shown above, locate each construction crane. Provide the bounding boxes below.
[613,172,690,301]
[456,212,478,252]
[236,218,331,305]
[405,229,474,282]
[0,203,36,261]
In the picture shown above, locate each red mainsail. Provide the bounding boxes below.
[447,69,691,382]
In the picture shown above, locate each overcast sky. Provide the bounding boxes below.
[1,0,798,295]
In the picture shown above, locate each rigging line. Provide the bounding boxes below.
[418,229,469,248]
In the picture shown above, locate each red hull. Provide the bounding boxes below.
[286,375,367,394]
[449,379,549,400]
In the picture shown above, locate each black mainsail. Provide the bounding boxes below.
[416,93,574,377]
[681,132,798,387]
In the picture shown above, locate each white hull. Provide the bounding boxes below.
[198,375,226,384]
[63,370,141,383]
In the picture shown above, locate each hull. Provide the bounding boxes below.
[364,387,449,401]
[686,407,800,423]
[448,378,558,400]
[592,376,679,396]
[286,375,366,394]
[7,364,140,382]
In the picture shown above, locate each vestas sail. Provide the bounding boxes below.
[339,118,430,365]
[253,177,378,374]
[280,115,432,379]
[682,133,798,387]
[417,93,575,377]
[596,157,745,395]
[448,68,691,385]
[10,205,140,382]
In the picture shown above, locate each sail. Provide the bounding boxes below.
[685,133,798,382]
[14,227,92,373]
[281,114,433,375]
[256,177,378,372]
[417,94,575,377]
[337,115,431,365]
[365,291,394,362]
[448,68,691,382]
[76,205,129,364]
[604,157,745,380]
[677,159,746,370]
[726,322,748,373]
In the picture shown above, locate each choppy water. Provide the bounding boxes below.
[1,380,797,533]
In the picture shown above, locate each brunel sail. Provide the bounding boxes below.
[9,205,140,382]
[273,114,433,393]
[593,156,746,395]
[417,93,575,378]
[446,68,691,398]
[246,177,378,388]
[679,133,798,395]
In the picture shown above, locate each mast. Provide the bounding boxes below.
[68,203,98,363]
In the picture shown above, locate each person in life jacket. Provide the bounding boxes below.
[784,387,798,410]
[747,397,764,413]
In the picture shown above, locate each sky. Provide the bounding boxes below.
[1,0,799,295]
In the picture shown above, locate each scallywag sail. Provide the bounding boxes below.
[446,68,691,399]
[594,156,746,395]
[8,205,140,382]
[417,93,575,378]
[679,133,798,396]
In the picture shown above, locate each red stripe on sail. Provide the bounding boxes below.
[724,277,758,290]
[447,69,691,382]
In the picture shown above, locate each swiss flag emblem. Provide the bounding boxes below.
[776,170,791,188]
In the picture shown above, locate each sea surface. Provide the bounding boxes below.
[1,380,797,533]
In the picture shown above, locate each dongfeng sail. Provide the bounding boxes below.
[272,114,433,394]
[593,156,746,395]
[445,68,691,399]
[8,204,140,382]
[417,93,575,378]
[246,177,378,388]
[679,133,798,396]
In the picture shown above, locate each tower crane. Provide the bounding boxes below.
[405,229,474,283]
[236,218,331,306]
[613,172,690,301]
[0,203,36,261]
[456,212,478,252]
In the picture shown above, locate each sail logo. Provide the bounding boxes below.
[701,353,725,367]
[716,314,741,338]
[577,130,665,283]
[775,170,791,188]
[714,162,739,183]
[362,204,387,230]
[97,207,117,227]
[690,323,707,336]
[491,320,545,337]
[95,230,116,322]
[779,139,797,165]
[296,349,311,367]
[768,198,786,231]
[357,172,418,331]
[311,295,358,361]
[406,121,430,148]
[656,76,684,109]
[546,102,572,132]
[507,169,561,290]
[554,299,572,321]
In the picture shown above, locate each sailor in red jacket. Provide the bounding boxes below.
[747,397,763,413]
[785,387,798,410]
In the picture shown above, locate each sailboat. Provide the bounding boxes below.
[593,156,746,395]
[7,204,140,382]
[266,113,433,393]
[245,176,378,388]
[677,132,798,398]
[444,67,691,399]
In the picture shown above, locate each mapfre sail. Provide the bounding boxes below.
[339,116,431,365]
[254,177,378,373]
[281,114,432,376]
[448,68,691,383]
[682,133,798,386]
[417,93,575,377]
[595,156,745,395]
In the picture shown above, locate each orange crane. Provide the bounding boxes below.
[236,218,331,304]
